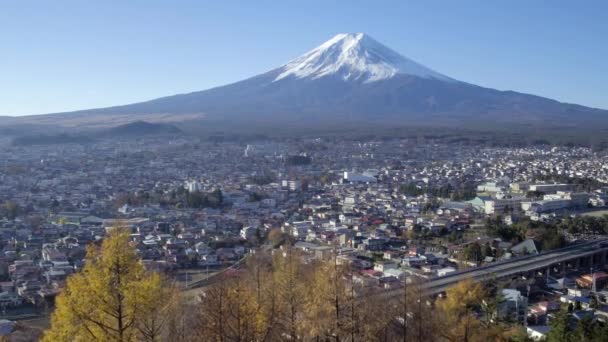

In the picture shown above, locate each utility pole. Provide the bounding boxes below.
[591,267,597,293]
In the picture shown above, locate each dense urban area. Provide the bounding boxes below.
[2,136,608,340]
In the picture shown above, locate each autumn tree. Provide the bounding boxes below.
[137,279,181,341]
[273,248,307,340]
[267,228,286,248]
[359,292,399,341]
[400,279,436,342]
[164,294,196,342]
[43,227,174,342]
[436,279,497,342]
[189,251,527,342]
[194,279,231,341]
[303,253,350,341]
[195,275,262,341]
[243,252,282,341]
[193,250,305,341]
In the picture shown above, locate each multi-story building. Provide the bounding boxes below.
[528,183,575,194]
[484,196,525,215]
[498,289,528,324]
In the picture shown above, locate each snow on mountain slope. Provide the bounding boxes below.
[274,33,453,83]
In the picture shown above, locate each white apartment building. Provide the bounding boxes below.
[484,196,525,215]
[528,183,575,194]
[522,191,589,213]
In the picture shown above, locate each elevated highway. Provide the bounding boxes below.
[379,238,608,298]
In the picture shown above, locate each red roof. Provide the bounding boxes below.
[361,269,382,277]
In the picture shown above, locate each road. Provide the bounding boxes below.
[378,238,608,298]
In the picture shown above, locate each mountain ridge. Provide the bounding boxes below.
[2,33,606,132]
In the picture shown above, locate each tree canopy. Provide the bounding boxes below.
[44,227,176,342]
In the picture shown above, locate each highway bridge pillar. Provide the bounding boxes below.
[594,253,599,266]
[561,262,566,274]
[546,267,550,282]
[576,258,581,269]
[601,251,607,265]
[589,255,594,267]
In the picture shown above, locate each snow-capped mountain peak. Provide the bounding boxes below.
[274,33,452,83]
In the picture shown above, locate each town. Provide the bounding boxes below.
[2,135,608,339]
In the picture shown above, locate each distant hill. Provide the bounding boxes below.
[11,133,93,146]
[101,121,182,137]
[10,121,182,145]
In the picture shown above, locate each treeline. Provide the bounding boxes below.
[558,215,608,235]
[485,216,567,251]
[149,252,608,341]
[547,307,608,341]
[46,228,535,341]
[471,215,608,262]
[400,182,477,201]
[461,241,494,263]
[182,119,608,149]
[189,254,526,341]
[183,189,223,209]
[286,155,312,166]
[114,187,224,210]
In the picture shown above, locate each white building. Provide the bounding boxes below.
[240,226,258,241]
[498,289,528,324]
[477,182,505,193]
[284,221,312,240]
[282,180,302,191]
[374,261,397,273]
[527,326,550,340]
[484,196,525,215]
[288,180,302,191]
[529,183,575,194]
[437,267,457,277]
[343,171,377,184]
[522,199,570,213]
[185,180,202,193]
[522,191,589,213]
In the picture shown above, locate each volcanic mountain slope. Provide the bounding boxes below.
[6,33,607,130]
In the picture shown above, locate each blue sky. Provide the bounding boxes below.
[1,0,607,116]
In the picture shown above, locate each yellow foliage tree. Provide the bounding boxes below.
[43,227,172,342]
[303,254,350,340]
[436,278,495,342]
[195,276,261,341]
[273,248,307,340]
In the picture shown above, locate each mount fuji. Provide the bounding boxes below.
[273,33,452,83]
[6,33,607,131]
